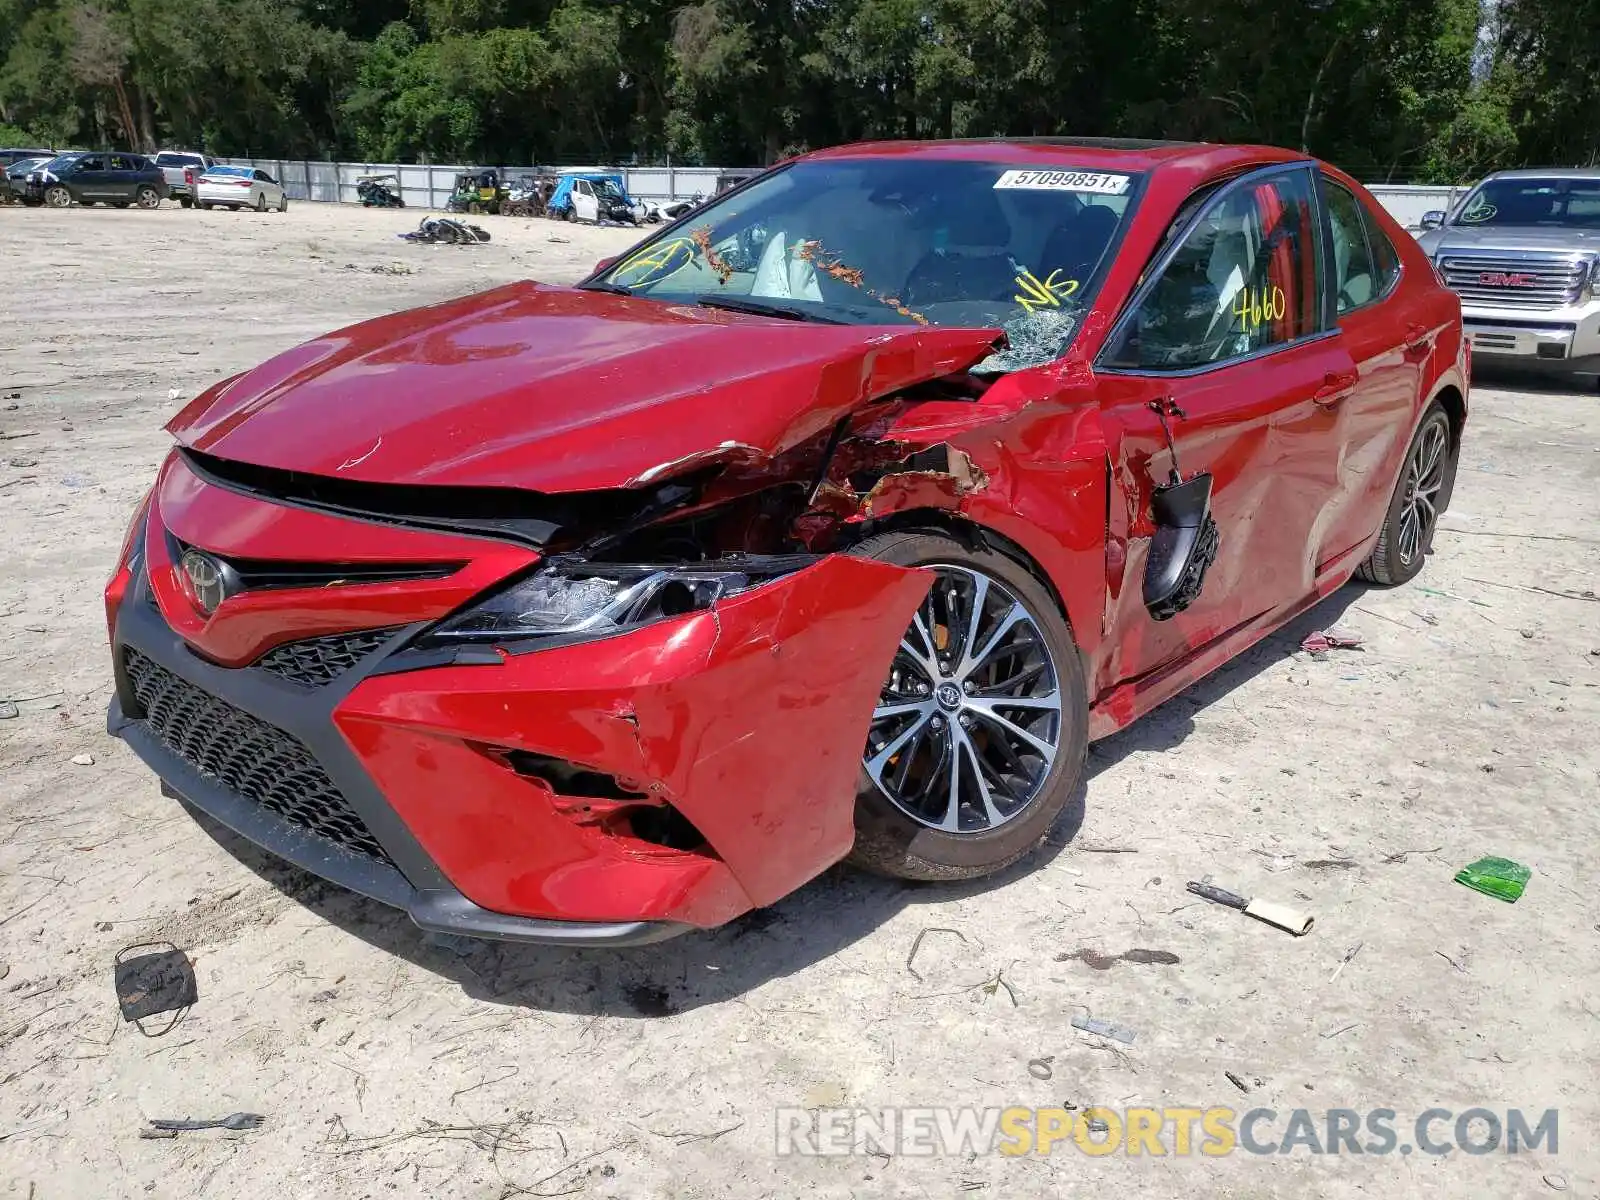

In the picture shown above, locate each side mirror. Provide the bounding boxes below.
[1419,210,1446,231]
[1144,472,1221,621]
[593,257,617,273]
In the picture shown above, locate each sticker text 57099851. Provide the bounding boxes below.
[993,169,1132,195]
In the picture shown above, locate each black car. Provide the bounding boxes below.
[22,151,170,209]
[0,147,54,168]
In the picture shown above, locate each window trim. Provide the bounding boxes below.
[1095,161,1333,378]
[1319,173,1400,316]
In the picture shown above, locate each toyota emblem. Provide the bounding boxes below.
[179,549,236,615]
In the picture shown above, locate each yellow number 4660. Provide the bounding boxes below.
[1233,284,1287,331]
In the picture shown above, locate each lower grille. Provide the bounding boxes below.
[123,648,392,864]
[255,628,399,687]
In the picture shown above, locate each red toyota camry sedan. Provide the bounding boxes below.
[105,138,1466,946]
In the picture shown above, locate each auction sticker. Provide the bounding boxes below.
[993,169,1131,195]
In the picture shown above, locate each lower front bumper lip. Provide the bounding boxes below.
[108,696,690,948]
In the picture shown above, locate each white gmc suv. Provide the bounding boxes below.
[1416,168,1600,389]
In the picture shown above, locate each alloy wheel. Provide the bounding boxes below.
[45,186,70,208]
[137,187,160,209]
[1397,418,1448,566]
[864,565,1062,834]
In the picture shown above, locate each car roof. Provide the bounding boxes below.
[1481,167,1600,182]
[797,137,1306,175]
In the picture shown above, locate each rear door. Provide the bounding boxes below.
[105,154,139,199]
[1315,175,1420,560]
[1093,163,1359,687]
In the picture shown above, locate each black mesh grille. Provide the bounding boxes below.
[255,629,398,688]
[123,648,392,864]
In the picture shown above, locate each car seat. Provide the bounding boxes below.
[1039,205,1121,284]
[902,189,1018,306]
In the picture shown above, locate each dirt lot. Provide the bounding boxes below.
[1,200,1597,1199]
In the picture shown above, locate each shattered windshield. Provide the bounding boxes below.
[596,158,1141,367]
[1453,178,1600,228]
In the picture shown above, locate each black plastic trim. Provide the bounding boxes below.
[106,570,690,947]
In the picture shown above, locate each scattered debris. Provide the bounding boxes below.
[1381,846,1442,864]
[146,1113,265,1134]
[6,457,36,468]
[70,753,94,766]
[369,263,414,275]
[1026,1057,1054,1080]
[1415,611,1439,626]
[1055,948,1179,971]
[1454,856,1531,903]
[1328,942,1363,983]
[905,926,968,983]
[975,968,1018,1006]
[1521,628,1536,639]
[1320,1022,1361,1039]
[1544,1174,1568,1191]
[1300,629,1364,658]
[397,216,491,245]
[1303,859,1359,870]
[1070,1015,1136,1044]
[114,942,197,1032]
[0,430,38,441]
[1435,950,1468,973]
[1224,1071,1251,1093]
[167,388,182,401]
[1186,879,1315,936]
[0,702,17,720]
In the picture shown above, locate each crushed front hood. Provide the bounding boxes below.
[169,281,999,493]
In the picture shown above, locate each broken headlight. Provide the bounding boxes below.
[420,557,812,645]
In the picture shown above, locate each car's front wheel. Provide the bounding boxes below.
[1357,402,1456,586]
[848,529,1088,881]
[278,194,288,213]
[43,185,71,208]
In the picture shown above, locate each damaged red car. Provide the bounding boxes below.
[105,138,1467,945]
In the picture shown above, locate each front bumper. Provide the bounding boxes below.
[1462,302,1600,369]
[108,524,929,944]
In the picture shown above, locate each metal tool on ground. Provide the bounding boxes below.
[1186,879,1315,935]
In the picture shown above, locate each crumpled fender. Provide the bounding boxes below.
[335,555,932,922]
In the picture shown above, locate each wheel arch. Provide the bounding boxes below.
[842,508,1095,680]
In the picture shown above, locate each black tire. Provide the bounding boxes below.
[43,185,71,208]
[1357,402,1455,586]
[278,194,288,213]
[179,197,194,209]
[200,202,214,210]
[254,192,267,212]
[135,185,160,209]
[846,528,1088,881]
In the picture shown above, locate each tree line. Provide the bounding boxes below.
[0,0,1596,182]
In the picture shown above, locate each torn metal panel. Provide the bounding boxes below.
[337,554,932,920]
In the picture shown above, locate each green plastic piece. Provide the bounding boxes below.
[1454,856,1531,903]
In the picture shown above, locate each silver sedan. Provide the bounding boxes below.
[197,167,288,212]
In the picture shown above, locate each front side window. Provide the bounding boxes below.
[595,158,1143,361]
[1102,168,1322,370]
[1453,177,1600,228]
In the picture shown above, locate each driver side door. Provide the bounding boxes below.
[1092,163,1358,691]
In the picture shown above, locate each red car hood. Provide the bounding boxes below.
[170,281,1000,493]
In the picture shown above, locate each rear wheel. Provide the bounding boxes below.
[848,530,1088,881]
[178,196,194,209]
[254,191,267,212]
[200,202,214,210]
[44,185,71,208]
[1357,402,1455,586]
[135,185,160,209]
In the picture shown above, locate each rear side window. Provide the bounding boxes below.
[1323,179,1378,313]
[1361,201,1401,296]
[1102,167,1324,371]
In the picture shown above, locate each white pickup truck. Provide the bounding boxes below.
[1416,168,1600,389]
[152,150,219,209]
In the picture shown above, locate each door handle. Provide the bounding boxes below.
[1313,369,1359,406]
[1404,323,1434,360]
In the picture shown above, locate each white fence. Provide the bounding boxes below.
[1365,184,1471,229]
[219,158,1472,230]
[216,159,732,208]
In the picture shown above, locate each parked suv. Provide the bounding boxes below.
[1417,168,1600,386]
[153,149,219,207]
[22,151,170,208]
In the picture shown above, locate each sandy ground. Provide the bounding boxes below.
[1,200,1598,1199]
